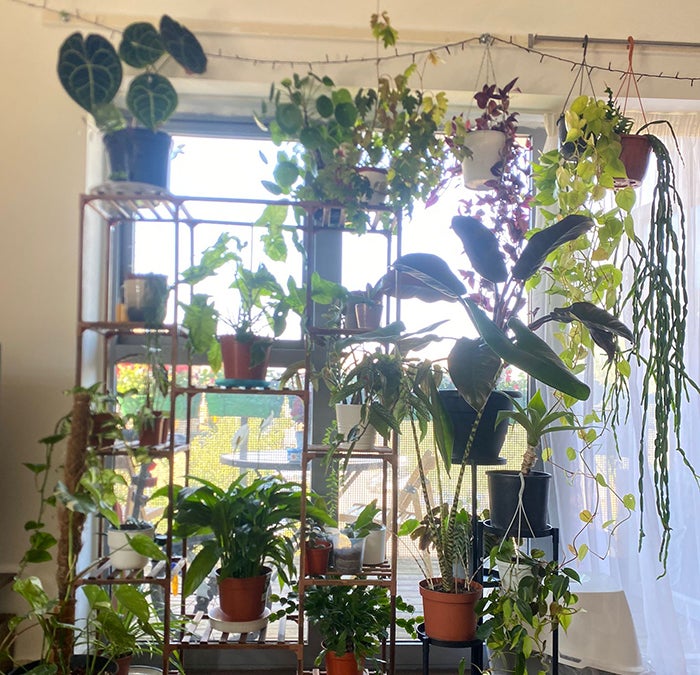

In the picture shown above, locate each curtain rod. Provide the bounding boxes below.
[528,34,700,50]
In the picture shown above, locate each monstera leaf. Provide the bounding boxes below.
[451,215,508,283]
[160,15,208,74]
[119,22,164,68]
[126,73,177,130]
[57,33,122,115]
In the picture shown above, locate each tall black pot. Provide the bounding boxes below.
[439,389,516,464]
[102,128,172,188]
[486,470,551,536]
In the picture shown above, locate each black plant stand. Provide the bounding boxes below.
[417,623,484,675]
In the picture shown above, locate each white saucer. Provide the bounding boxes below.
[209,604,271,633]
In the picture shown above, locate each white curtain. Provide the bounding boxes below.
[539,112,700,674]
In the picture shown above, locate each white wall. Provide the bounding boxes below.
[3,0,700,661]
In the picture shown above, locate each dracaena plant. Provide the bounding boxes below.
[57,15,207,132]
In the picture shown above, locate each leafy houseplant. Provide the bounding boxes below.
[444,78,520,190]
[304,584,416,674]
[170,473,327,622]
[0,391,154,674]
[57,15,207,186]
[260,12,448,231]
[533,92,695,568]
[476,542,579,675]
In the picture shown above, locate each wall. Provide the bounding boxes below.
[3,0,700,661]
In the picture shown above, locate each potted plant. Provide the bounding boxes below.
[349,280,384,330]
[331,500,383,574]
[260,12,448,231]
[533,92,694,567]
[57,16,207,188]
[122,273,169,326]
[1,390,151,674]
[304,584,416,675]
[444,78,520,190]
[304,518,334,576]
[170,473,328,623]
[106,517,157,572]
[476,541,580,675]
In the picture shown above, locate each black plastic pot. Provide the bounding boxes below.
[103,128,172,188]
[438,390,516,465]
[557,114,587,161]
[486,470,551,536]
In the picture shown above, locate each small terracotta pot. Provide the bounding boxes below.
[615,134,653,188]
[217,566,271,622]
[219,335,272,381]
[139,411,169,447]
[419,578,483,641]
[325,649,364,675]
[305,540,332,576]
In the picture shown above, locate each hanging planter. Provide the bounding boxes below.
[615,133,653,188]
[461,130,507,190]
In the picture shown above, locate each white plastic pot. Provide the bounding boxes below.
[357,167,389,206]
[496,558,533,592]
[335,403,377,450]
[107,525,155,570]
[461,130,507,190]
[363,525,387,565]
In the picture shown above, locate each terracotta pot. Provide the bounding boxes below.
[305,540,332,576]
[114,653,132,675]
[325,649,364,675]
[615,134,653,188]
[139,411,169,447]
[461,130,507,190]
[217,566,271,622]
[354,301,382,330]
[487,470,551,536]
[219,334,272,381]
[419,579,483,641]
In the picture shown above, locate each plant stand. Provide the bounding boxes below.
[417,623,483,675]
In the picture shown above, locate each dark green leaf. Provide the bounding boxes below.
[512,214,594,281]
[451,215,507,283]
[334,101,358,128]
[551,302,634,342]
[447,338,501,412]
[388,253,466,302]
[126,72,177,130]
[118,22,164,68]
[159,15,208,74]
[276,103,303,135]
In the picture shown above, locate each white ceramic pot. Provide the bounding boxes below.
[107,525,155,570]
[335,403,377,450]
[357,167,389,206]
[461,130,507,190]
[363,525,387,565]
[496,558,533,592]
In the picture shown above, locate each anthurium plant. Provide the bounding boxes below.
[57,15,207,132]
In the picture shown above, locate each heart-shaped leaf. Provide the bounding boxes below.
[451,215,508,283]
[160,15,208,74]
[126,72,177,130]
[119,22,164,68]
[58,33,122,114]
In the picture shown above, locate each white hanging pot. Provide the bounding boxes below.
[461,130,507,190]
[335,403,377,450]
[496,558,533,592]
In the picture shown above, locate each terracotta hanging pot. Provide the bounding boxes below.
[419,579,483,641]
[217,566,271,622]
[219,335,272,381]
[305,540,332,576]
[325,649,364,675]
[615,133,653,188]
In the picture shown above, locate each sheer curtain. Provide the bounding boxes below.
[539,112,700,674]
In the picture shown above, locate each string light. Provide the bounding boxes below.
[10,0,700,86]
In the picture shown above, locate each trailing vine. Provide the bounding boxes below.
[626,133,700,568]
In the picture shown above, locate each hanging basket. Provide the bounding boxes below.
[486,470,551,536]
[615,134,653,188]
[461,130,506,190]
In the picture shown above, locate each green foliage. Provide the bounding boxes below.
[304,584,416,666]
[57,15,207,131]
[170,473,328,595]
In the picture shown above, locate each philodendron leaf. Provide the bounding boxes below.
[511,214,594,281]
[388,253,466,302]
[447,337,501,412]
[57,33,122,114]
[126,72,177,130]
[451,215,508,283]
[549,302,634,342]
[159,15,208,74]
[119,22,164,68]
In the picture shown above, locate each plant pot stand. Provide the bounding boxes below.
[208,605,271,636]
[417,622,484,675]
